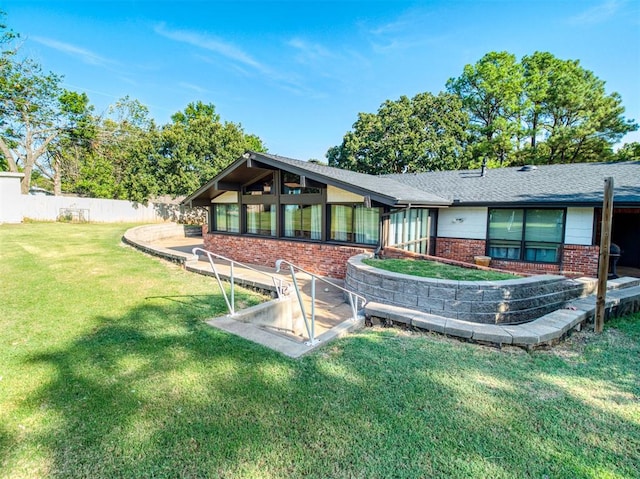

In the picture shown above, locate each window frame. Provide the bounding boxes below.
[486,207,566,264]
[282,203,323,240]
[244,203,277,237]
[212,203,240,233]
[328,203,382,246]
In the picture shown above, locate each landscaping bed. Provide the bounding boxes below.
[363,257,519,281]
[348,254,597,324]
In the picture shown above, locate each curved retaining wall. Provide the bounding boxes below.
[122,223,202,264]
[346,254,597,325]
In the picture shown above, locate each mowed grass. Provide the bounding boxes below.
[1,223,639,478]
[364,258,519,281]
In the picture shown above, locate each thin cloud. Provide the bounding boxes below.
[31,36,116,67]
[365,8,450,54]
[155,23,319,96]
[569,0,624,25]
[179,82,208,94]
[288,37,334,63]
[154,23,264,72]
[368,17,412,36]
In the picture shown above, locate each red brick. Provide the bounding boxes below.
[202,233,373,279]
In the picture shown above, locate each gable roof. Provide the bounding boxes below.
[383,161,640,207]
[183,151,451,207]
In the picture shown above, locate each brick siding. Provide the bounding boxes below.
[395,236,600,277]
[202,230,374,279]
[435,237,486,263]
[202,228,600,279]
[561,244,599,277]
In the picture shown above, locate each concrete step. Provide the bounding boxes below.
[207,313,364,359]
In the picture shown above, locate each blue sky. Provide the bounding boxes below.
[4,0,640,161]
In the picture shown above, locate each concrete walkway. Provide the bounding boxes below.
[123,224,363,358]
[123,224,640,354]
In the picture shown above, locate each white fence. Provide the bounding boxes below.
[24,195,164,222]
[21,194,204,223]
[0,172,204,224]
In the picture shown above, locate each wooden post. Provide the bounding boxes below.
[595,177,614,333]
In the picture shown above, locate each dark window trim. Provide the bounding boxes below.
[212,203,240,233]
[281,203,323,241]
[244,203,277,237]
[486,207,567,264]
[327,203,382,247]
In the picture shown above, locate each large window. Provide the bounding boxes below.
[388,208,433,254]
[245,204,276,236]
[488,208,564,263]
[243,173,274,196]
[330,205,381,245]
[214,204,239,233]
[283,204,322,240]
[281,172,321,195]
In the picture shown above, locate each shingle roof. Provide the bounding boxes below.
[247,152,450,206]
[383,161,640,206]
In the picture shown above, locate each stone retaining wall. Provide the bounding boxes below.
[346,254,597,325]
[122,223,201,264]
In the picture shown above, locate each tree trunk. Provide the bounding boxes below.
[531,112,537,150]
[54,155,62,196]
[21,163,33,194]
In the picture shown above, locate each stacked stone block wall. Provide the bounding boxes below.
[202,231,373,278]
[346,254,597,324]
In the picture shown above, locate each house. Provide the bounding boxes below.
[183,152,640,278]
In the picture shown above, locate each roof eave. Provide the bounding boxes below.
[246,152,402,206]
[181,157,244,205]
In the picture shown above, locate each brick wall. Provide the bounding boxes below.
[435,238,486,263]
[392,236,600,278]
[489,259,561,275]
[202,231,374,278]
[561,244,599,277]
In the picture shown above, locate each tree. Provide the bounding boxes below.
[521,52,636,164]
[0,15,93,193]
[446,51,524,166]
[157,101,266,196]
[39,91,95,195]
[69,96,159,201]
[446,50,638,166]
[327,92,469,174]
[615,142,640,161]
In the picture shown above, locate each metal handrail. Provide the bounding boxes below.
[275,259,367,346]
[192,247,288,316]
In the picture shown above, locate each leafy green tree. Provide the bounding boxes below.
[521,52,637,164]
[446,51,524,166]
[327,92,469,174]
[0,57,93,193]
[39,91,95,195]
[71,96,158,200]
[0,14,93,193]
[615,142,640,161]
[446,50,637,166]
[157,101,266,196]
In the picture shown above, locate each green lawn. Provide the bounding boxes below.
[1,223,639,478]
[364,258,519,281]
